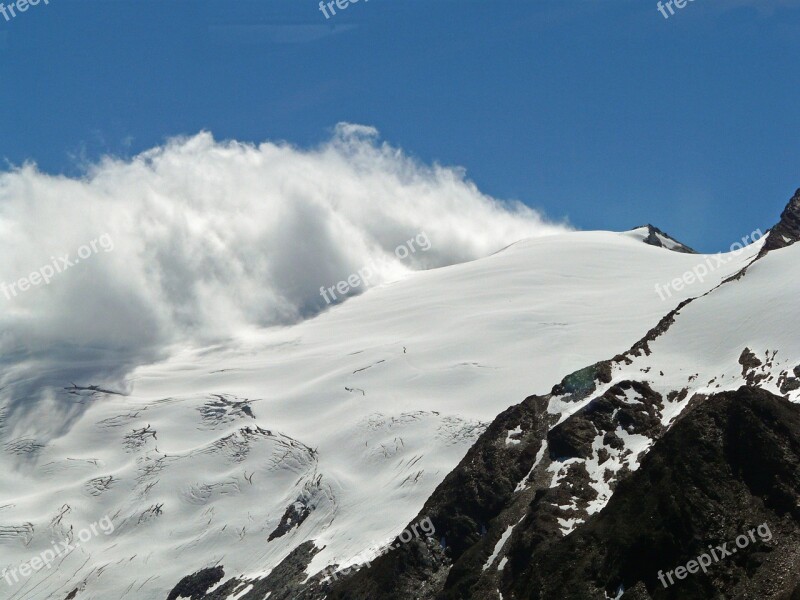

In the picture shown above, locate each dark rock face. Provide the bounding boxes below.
[166,566,224,600]
[740,347,769,386]
[616,299,694,362]
[762,188,800,253]
[268,500,311,541]
[507,387,800,600]
[548,381,664,460]
[779,366,800,395]
[551,361,612,398]
[635,225,697,254]
[165,542,324,600]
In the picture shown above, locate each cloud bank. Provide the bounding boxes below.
[0,123,568,437]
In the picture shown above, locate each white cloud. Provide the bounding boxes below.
[0,124,569,437]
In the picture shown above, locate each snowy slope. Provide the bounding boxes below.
[0,230,763,600]
[621,241,800,404]
[540,237,800,531]
[590,236,800,457]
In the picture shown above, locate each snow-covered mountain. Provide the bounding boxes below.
[2,188,799,600]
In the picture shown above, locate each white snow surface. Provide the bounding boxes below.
[0,230,777,599]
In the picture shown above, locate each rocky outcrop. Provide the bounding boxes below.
[548,380,665,461]
[165,542,324,600]
[166,567,224,600]
[762,188,800,254]
[507,386,800,599]
[635,225,697,254]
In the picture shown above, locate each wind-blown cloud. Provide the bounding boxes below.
[0,123,569,438]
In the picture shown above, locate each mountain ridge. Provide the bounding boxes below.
[1,191,798,600]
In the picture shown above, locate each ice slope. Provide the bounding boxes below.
[0,230,761,600]
[628,241,800,403]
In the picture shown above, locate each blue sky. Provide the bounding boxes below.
[1,0,798,252]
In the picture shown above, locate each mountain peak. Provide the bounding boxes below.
[628,224,697,254]
[762,187,800,254]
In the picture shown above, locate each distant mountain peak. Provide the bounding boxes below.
[628,224,697,254]
[762,187,800,254]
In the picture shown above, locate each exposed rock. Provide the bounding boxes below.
[619,299,693,361]
[166,566,224,600]
[551,361,613,400]
[548,381,664,460]
[761,188,800,254]
[268,500,311,541]
[633,225,697,254]
[507,387,800,600]
[779,366,800,395]
[739,347,769,386]
[166,541,323,600]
